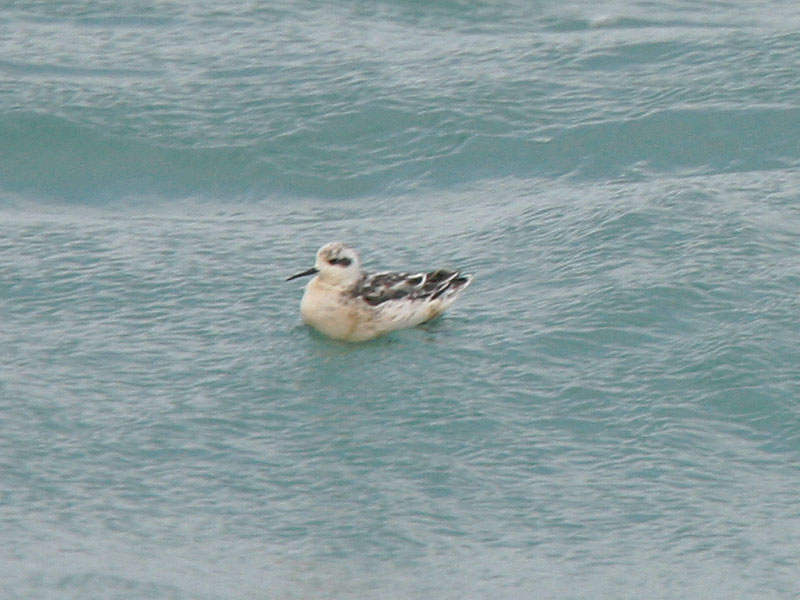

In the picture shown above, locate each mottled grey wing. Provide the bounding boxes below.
[357,269,470,306]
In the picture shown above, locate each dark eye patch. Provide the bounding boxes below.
[329,257,352,266]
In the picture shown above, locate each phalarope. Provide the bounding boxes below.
[287,242,472,342]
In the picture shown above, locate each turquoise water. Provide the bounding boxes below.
[2,1,800,598]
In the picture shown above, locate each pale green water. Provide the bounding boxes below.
[2,1,800,598]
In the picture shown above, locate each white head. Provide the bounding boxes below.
[287,242,362,288]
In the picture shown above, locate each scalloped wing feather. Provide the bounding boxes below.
[356,269,472,307]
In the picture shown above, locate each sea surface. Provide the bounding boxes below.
[2,0,800,598]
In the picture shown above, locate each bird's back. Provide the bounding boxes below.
[355,269,471,306]
[352,269,472,332]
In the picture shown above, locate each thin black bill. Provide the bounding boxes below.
[286,267,318,281]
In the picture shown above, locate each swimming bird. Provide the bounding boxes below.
[287,242,472,342]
